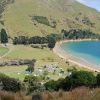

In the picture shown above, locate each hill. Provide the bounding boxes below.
[0,0,99,37]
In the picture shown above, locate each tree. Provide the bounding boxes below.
[44,80,58,91]
[26,59,36,73]
[96,73,100,86]
[0,29,8,43]
[70,71,96,88]
[47,36,56,50]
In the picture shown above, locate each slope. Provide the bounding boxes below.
[2,0,100,37]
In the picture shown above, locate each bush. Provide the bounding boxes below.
[96,73,100,86]
[45,80,58,91]
[63,29,100,40]
[24,75,42,93]
[70,71,96,88]
[32,16,50,26]
[0,73,21,92]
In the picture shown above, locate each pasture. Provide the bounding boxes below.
[0,45,88,80]
[0,47,9,57]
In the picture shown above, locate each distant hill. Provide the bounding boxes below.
[0,0,100,37]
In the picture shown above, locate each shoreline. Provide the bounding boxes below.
[53,39,100,72]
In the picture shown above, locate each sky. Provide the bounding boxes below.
[76,0,100,11]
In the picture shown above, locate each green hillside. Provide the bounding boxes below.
[0,0,100,37]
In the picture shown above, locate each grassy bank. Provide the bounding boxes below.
[0,87,100,100]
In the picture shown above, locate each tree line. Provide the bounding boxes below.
[13,34,60,49]
[62,29,100,40]
[1,28,100,48]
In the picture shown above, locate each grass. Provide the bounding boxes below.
[3,45,68,70]
[3,0,100,38]
[0,45,69,80]
[0,65,27,80]
[0,87,100,100]
[42,87,100,100]
[0,47,9,56]
[0,45,90,80]
[0,91,31,100]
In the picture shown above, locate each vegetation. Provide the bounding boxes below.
[24,75,43,93]
[3,0,100,37]
[0,65,100,99]
[0,0,100,99]
[26,59,36,73]
[45,71,98,91]
[0,87,100,100]
[0,73,21,92]
[32,16,50,26]
[0,28,8,43]
[0,47,9,56]
[13,34,58,49]
[62,29,100,40]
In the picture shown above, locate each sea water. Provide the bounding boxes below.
[61,41,100,68]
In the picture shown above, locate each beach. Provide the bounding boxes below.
[53,39,100,72]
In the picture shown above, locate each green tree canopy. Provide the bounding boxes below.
[0,28,8,43]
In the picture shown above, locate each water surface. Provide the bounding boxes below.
[61,41,100,68]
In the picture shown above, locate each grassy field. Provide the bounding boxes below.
[3,45,68,69]
[0,45,69,80]
[0,47,9,56]
[0,65,27,80]
[0,45,89,80]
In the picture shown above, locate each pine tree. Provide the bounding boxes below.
[0,29,8,43]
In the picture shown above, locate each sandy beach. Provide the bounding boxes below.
[53,39,100,72]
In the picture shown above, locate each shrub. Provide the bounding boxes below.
[32,16,50,26]
[24,75,42,93]
[45,80,58,91]
[0,73,21,92]
[70,71,96,88]
[96,73,100,86]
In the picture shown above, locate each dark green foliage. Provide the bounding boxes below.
[0,28,8,43]
[13,36,48,45]
[0,73,21,92]
[47,35,56,49]
[63,29,100,40]
[24,75,39,83]
[70,71,96,87]
[1,78,21,92]
[29,36,48,44]
[47,33,61,41]
[96,73,100,86]
[24,75,41,93]
[13,36,29,45]
[32,16,50,26]
[45,80,58,91]
[13,34,58,49]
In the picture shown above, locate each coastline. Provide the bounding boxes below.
[53,39,100,72]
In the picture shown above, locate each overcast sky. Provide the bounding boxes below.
[76,0,100,11]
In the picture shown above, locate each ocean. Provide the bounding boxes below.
[61,41,100,68]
